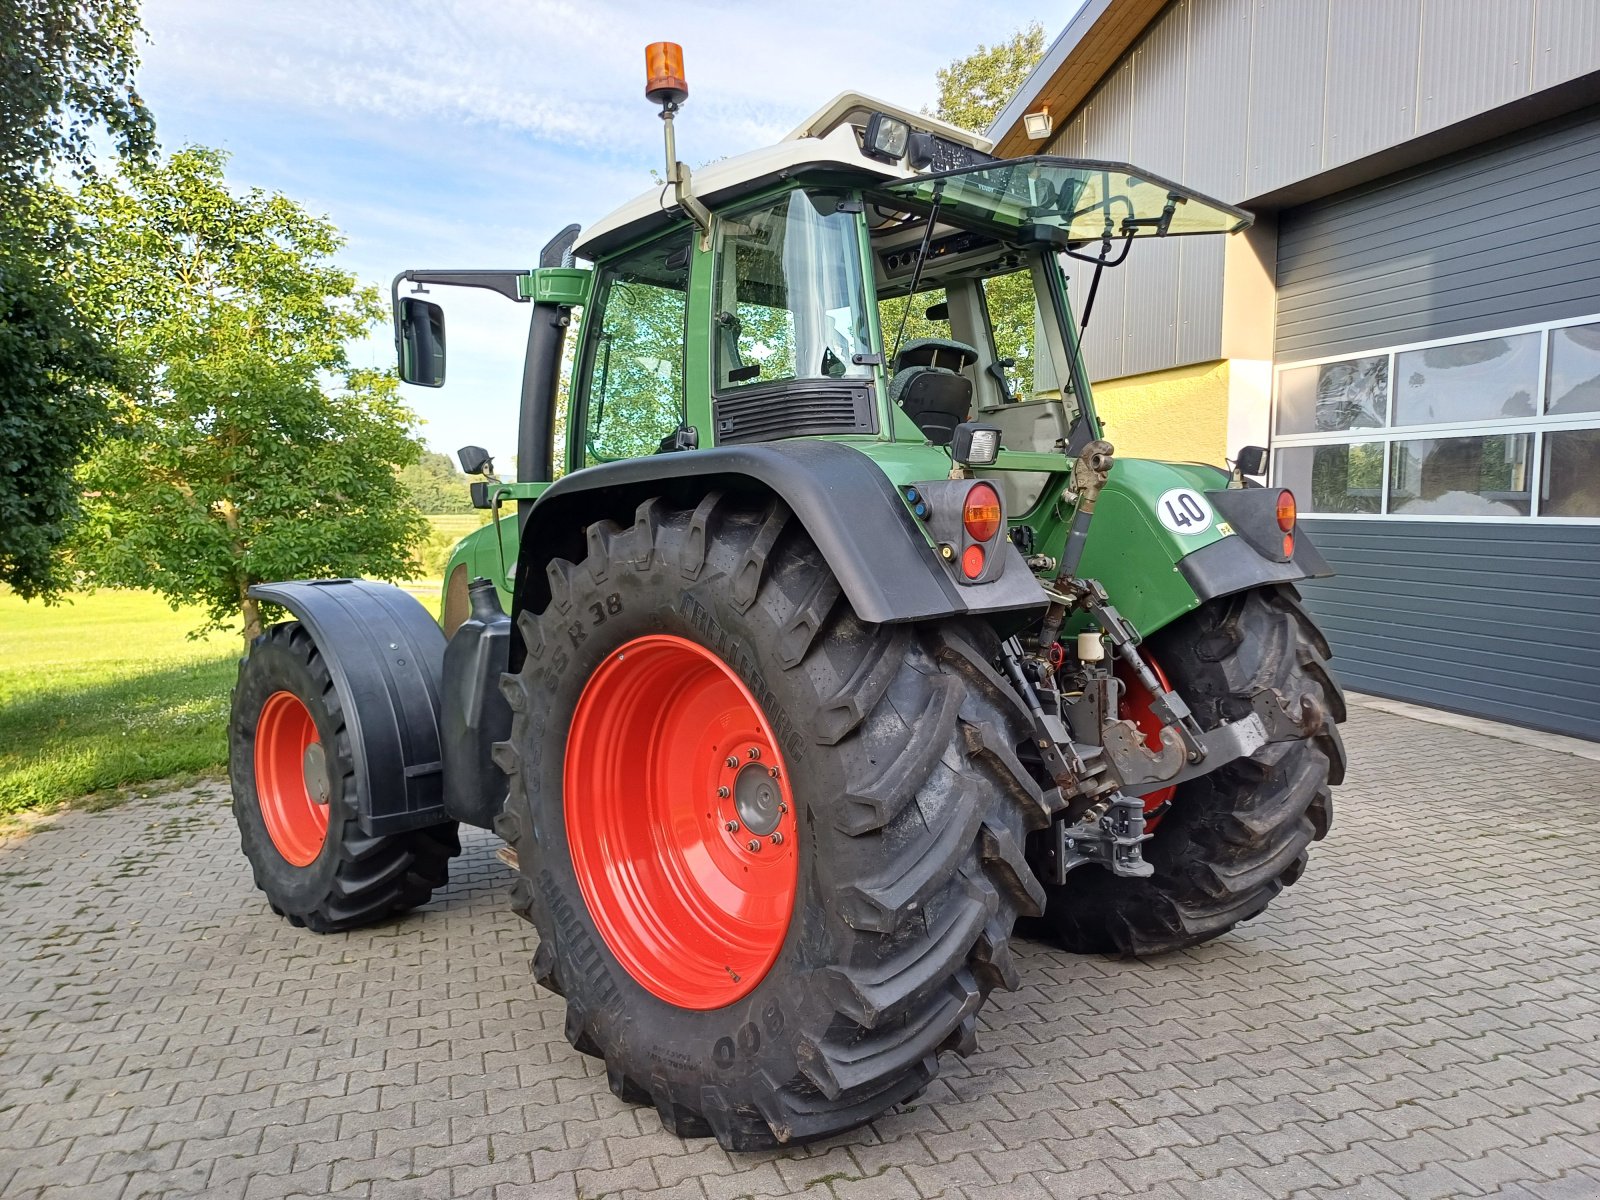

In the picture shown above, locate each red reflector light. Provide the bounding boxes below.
[1275,489,1297,532]
[961,544,986,579]
[1282,532,1295,558]
[963,482,1002,542]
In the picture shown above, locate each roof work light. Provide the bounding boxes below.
[862,112,912,162]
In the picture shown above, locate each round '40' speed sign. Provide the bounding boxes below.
[1156,487,1214,535]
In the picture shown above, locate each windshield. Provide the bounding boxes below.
[714,191,872,390]
[886,156,1250,243]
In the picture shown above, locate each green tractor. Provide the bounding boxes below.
[228,47,1345,1150]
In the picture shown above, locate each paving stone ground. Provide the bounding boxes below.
[3,704,1600,1200]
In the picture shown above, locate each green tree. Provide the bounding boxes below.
[928,25,1048,397]
[398,450,475,514]
[931,23,1046,135]
[0,0,154,599]
[71,147,428,642]
[0,194,121,597]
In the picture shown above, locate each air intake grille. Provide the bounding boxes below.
[713,382,877,445]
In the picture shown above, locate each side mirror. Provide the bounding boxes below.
[457,445,494,476]
[398,295,446,387]
[1235,445,1269,477]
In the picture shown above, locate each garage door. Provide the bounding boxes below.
[1268,105,1600,741]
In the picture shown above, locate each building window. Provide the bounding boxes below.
[1272,315,1600,521]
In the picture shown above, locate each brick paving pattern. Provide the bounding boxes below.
[3,705,1599,1199]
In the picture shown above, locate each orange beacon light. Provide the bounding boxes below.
[645,42,688,106]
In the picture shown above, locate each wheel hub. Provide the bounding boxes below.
[732,762,782,836]
[302,742,330,805]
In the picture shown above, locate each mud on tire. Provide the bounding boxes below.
[230,621,459,933]
[496,493,1058,1150]
[1039,584,1346,956]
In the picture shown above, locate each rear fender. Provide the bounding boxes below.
[509,441,1049,666]
[248,580,448,836]
[1074,460,1333,638]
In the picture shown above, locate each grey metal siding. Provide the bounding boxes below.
[1275,106,1600,359]
[1042,0,1600,382]
[1296,520,1600,740]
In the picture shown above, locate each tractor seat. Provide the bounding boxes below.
[889,338,979,445]
[889,365,973,445]
[893,337,980,373]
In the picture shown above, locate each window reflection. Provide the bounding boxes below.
[1277,356,1388,435]
[1394,334,1538,426]
[1387,436,1531,516]
[1548,322,1600,415]
[1274,443,1383,514]
[1542,428,1600,517]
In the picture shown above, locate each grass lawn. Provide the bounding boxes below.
[0,590,239,816]
[0,515,476,817]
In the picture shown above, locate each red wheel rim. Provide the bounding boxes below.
[1117,654,1178,821]
[565,635,799,1009]
[255,691,330,867]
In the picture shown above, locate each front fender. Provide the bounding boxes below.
[247,579,448,836]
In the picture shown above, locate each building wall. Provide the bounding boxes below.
[1044,0,1600,384]
[1297,520,1600,741]
[1276,105,1600,360]
[1092,360,1230,463]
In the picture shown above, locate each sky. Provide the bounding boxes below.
[133,0,1059,469]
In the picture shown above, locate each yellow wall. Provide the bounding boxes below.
[1090,359,1231,466]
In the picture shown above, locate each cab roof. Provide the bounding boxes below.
[574,93,991,260]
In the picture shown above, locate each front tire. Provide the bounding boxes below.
[229,622,459,932]
[497,494,1055,1149]
[1040,584,1345,956]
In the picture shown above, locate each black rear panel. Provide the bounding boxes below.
[713,381,877,444]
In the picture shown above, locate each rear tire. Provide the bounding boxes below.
[497,493,1056,1149]
[1039,584,1345,956]
[230,621,459,933]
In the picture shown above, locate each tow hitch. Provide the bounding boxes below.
[1011,439,1316,886]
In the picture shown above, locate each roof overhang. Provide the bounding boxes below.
[987,0,1169,159]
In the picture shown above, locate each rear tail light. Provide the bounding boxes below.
[961,544,986,579]
[963,482,1002,543]
[1275,489,1297,532]
[1282,532,1295,558]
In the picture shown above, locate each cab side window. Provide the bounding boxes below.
[582,231,691,465]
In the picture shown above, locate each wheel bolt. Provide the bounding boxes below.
[726,756,738,768]
[770,832,784,845]
[746,839,761,852]
[747,746,761,760]
[778,801,789,814]
[768,766,781,779]
[725,820,740,833]
[717,786,730,798]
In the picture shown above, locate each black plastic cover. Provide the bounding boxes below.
[1206,487,1296,563]
[248,579,448,836]
[1176,527,1333,603]
[440,579,513,831]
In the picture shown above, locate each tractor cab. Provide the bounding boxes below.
[567,102,1250,503]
